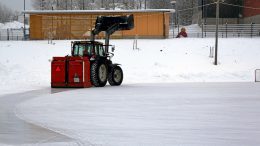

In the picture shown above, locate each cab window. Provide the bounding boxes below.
[96,45,105,57]
[73,44,85,56]
[85,44,93,56]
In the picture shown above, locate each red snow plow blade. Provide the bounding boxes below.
[51,56,92,88]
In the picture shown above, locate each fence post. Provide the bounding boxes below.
[7,29,9,41]
[225,22,227,38]
[251,22,254,38]
[204,23,207,38]
[11,29,13,40]
[201,23,204,38]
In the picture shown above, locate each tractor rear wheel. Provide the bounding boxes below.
[108,66,123,86]
[91,62,108,87]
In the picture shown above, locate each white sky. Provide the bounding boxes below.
[0,0,32,11]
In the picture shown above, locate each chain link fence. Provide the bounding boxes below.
[0,28,29,41]
[169,23,260,38]
[2,24,260,40]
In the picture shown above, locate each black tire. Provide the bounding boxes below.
[108,66,123,86]
[91,62,108,87]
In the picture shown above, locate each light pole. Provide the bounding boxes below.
[214,0,219,65]
[170,1,176,38]
[145,0,147,9]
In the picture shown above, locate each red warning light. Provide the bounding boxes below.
[56,66,61,72]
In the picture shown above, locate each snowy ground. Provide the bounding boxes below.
[0,38,260,94]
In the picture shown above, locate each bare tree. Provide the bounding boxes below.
[176,0,194,25]
[148,0,172,9]
[31,0,151,10]
[0,2,15,23]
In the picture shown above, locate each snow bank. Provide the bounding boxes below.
[0,41,70,94]
[0,38,260,94]
[0,21,29,29]
[0,23,4,28]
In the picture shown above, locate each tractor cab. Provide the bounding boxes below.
[72,41,115,61]
[72,41,104,57]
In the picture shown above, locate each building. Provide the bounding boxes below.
[243,0,260,23]
[192,0,260,24]
[24,9,174,40]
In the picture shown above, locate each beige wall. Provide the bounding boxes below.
[30,12,170,40]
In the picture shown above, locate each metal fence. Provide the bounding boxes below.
[0,28,29,41]
[2,24,260,40]
[170,23,260,38]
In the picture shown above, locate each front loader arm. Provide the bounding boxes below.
[90,14,134,52]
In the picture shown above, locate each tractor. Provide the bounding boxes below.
[51,14,134,88]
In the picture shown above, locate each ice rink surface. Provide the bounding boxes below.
[16,82,260,146]
[0,88,77,146]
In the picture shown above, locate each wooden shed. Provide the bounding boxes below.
[24,9,174,40]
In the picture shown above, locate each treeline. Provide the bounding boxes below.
[0,2,19,23]
[32,0,172,10]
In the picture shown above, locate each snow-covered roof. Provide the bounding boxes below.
[23,9,175,14]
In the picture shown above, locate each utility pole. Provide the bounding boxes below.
[214,0,219,65]
[144,0,147,9]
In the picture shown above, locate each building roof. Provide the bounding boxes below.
[23,9,175,14]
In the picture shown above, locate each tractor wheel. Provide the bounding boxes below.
[91,62,108,87]
[108,66,123,86]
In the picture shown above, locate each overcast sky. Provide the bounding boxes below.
[1,0,32,11]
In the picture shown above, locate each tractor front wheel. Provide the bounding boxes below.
[108,66,123,86]
[91,62,108,87]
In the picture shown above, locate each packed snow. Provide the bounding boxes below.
[0,38,260,94]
